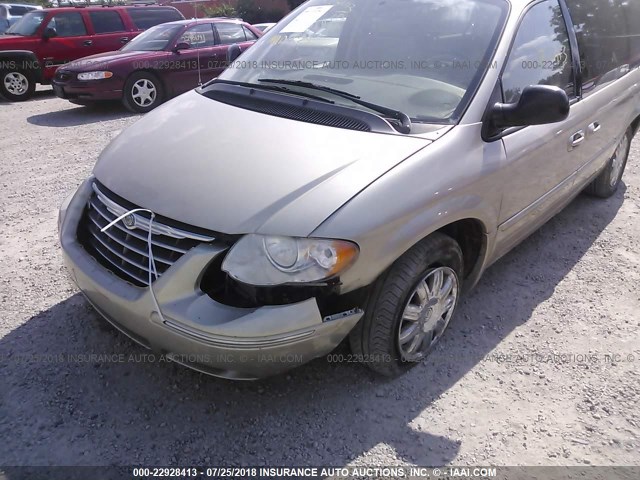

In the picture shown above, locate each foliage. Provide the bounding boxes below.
[236,0,286,24]
[203,3,238,19]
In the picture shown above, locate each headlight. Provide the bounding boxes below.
[222,234,359,286]
[77,71,113,81]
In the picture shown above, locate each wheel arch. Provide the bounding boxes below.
[435,218,488,290]
[630,114,640,138]
[0,50,43,82]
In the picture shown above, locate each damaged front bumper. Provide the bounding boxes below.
[58,177,363,379]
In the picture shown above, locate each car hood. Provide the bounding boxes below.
[63,50,165,70]
[94,90,431,237]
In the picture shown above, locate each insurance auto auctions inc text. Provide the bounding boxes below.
[255,467,497,478]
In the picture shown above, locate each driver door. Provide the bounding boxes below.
[166,23,218,96]
[493,0,591,256]
[38,11,94,81]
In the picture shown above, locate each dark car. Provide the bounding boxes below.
[0,5,184,101]
[52,18,261,112]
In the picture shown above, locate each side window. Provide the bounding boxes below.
[565,0,636,93]
[128,8,183,30]
[45,12,87,38]
[243,25,258,41]
[178,24,215,49]
[0,7,7,32]
[215,22,246,45]
[9,6,31,15]
[89,11,126,34]
[502,0,574,104]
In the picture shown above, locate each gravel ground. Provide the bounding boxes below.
[0,89,639,468]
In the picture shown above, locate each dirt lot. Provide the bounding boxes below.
[0,89,639,468]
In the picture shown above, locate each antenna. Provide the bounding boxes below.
[196,1,201,86]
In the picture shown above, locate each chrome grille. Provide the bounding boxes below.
[78,183,215,287]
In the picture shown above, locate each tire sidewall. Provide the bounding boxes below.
[608,130,631,191]
[356,233,464,377]
[0,69,35,102]
[123,72,163,113]
[588,129,632,198]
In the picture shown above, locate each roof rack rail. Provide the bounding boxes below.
[53,0,159,7]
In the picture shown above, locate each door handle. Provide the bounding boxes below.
[83,40,93,46]
[569,130,585,150]
[588,121,601,134]
[120,37,129,44]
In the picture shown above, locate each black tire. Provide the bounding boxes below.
[584,128,632,198]
[349,232,464,377]
[0,69,35,102]
[122,71,164,113]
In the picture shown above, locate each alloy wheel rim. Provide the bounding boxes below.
[610,133,629,188]
[4,72,28,96]
[397,266,458,362]
[131,79,157,107]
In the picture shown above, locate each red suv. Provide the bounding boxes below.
[0,5,184,101]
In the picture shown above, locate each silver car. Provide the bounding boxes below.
[59,0,640,379]
[0,3,40,34]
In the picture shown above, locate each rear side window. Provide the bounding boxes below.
[128,8,183,30]
[243,25,258,41]
[45,12,87,37]
[502,0,574,104]
[215,22,246,45]
[178,23,216,48]
[89,11,125,34]
[565,0,640,94]
[8,6,32,15]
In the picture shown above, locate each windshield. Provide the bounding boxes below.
[6,10,45,35]
[218,0,507,123]
[121,23,183,52]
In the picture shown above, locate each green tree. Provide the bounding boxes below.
[203,3,238,18]
[236,0,285,23]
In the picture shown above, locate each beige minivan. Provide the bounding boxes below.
[59,0,639,379]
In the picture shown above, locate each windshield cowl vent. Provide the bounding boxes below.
[201,83,397,133]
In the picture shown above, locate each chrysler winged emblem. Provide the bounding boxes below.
[123,214,136,230]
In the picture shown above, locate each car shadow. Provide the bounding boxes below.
[0,88,56,104]
[26,102,137,128]
[0,186,626,468]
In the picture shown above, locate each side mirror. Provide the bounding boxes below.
[489,85,570,130]
[226,44,242,63]
[174,42,190,52]
[42,27,57,40]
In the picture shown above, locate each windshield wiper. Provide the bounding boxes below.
[260,78,361,99]
[258,78,412,134]
[211,79,335,105]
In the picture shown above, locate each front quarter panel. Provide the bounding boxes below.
[313,123,506,292]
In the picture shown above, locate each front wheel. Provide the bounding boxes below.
[585,129,632,198]
[122,72,164,113]
[0,69,35,101]
[349,232,463,377]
